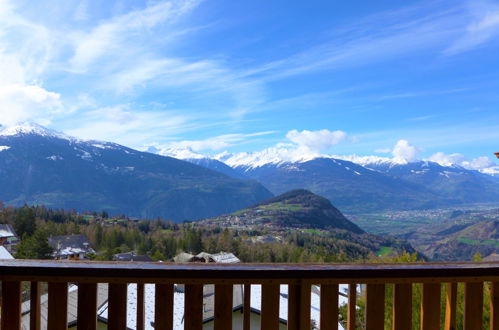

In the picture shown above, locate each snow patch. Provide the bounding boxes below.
[0,122,73,140]
[214,147,324,169]
[79,151,92,161]
[159,147,208,160]
[46,155,63,161]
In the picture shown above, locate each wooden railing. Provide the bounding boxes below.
[1,260,499,329]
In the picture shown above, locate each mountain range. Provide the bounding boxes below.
[163,147,499,213]
[1,122,499,221]
[0,123,272,221]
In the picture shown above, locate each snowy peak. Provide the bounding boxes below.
[0,122,71,140]
[214,148,324,169]
[158,147,208,160]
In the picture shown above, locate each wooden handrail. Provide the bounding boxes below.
[1,260,499,283]
[1,260,499,330]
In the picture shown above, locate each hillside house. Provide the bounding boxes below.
[48,234,95,260]
[0,223,18,252]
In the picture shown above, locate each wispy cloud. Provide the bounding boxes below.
[68,0,203,72]
[148,130,277,153]
[445,1,499,55]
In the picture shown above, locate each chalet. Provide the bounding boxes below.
[0,223,18,252]
[48,234,95,260]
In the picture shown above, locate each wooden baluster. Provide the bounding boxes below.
[30,282,42,330]
[366,284,385,330]
[491,282,499,330]
[320,284,338,330]
[421,283,441,330]
[288,283,313,329]
[108,283,128,330]
[392,283,412,330]
[444,283,457,330]
[215,284,233,330]
[288,284,300,330]
[155,284,174,330]
[347,284,356,330]
[261,284,280,330]
[47,282,68,330]
[137,283,145,330]
[1,280,22,330]
[464,282,483,330]
[77,283,98,330]
[243,284,251,330]
[184,284,203,330]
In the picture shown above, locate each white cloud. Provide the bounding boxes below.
[427,152,495,171]
[391,139,421,163]
[152,131,276,154]
[0,84,61,125]
[445,2,499,55]
[427,152,466,166]
[285,129,347,153]
[211,129,348,167]
[63,104,190,146]
[69,0,202,72]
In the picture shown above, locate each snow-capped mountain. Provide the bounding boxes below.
[360,160,499,204]
[163,148,499,212]
[0,123,272,221]
[0,122,73,140]
[157,147,247,179]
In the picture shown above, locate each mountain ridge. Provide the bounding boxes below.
[0,123,273,221]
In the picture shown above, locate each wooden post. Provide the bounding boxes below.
[48,282,68,330]
[321,284,338,330]
[444,283,457,330]
[261,284,280,330]
[155,284,174,330]
[77,282,98,330]
[347,284,357,330]
[464,282,483,330]
[184,284,203,330]
[30,282,42,330]
[108,283,127,330]
[288,282,311,330]
[215,284,233,330]
[491,282,499,330]
[421,283,441,330]
[366,284,385,330]
[392,283,412,330]
[1,281,22,330]
[243,284,251,330]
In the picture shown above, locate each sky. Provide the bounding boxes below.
[1,0,499,169]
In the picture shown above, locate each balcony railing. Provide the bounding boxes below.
[1,260,499,329]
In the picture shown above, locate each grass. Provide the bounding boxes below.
[302,228,323,235]
[259,202,304,211]
[377,246,394,256]
[458,237,499,247]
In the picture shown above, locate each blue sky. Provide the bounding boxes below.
[1,0,499,168]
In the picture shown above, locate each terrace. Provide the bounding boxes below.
[1,260,499,329]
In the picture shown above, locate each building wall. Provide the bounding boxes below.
[203,311,287,330]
